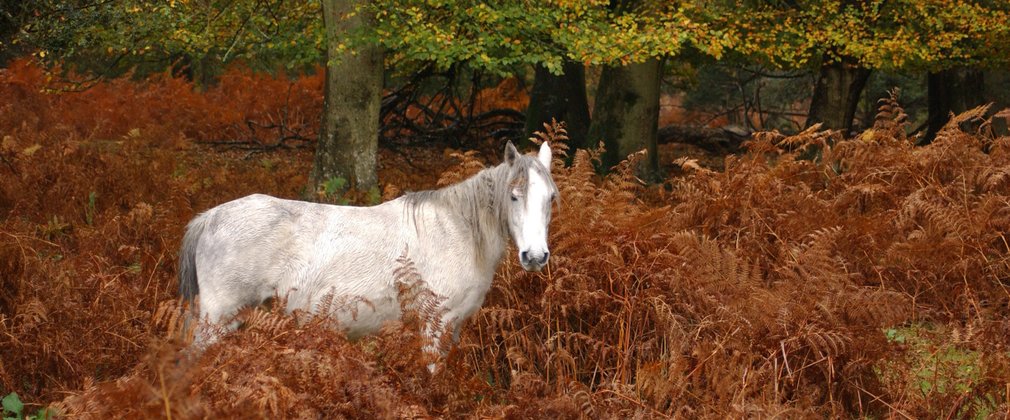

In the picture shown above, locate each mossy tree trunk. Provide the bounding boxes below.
[806,55,871,136]
[587,58,662,177]
[924,67,984,144]
[524,60,591,149]
[310,0,383,194]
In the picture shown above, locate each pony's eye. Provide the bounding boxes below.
[510,194,519,202]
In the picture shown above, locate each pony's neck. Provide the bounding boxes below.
[436,164,510,267]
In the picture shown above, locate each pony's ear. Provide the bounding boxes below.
[504,141,519,165]
[538,142,552,171]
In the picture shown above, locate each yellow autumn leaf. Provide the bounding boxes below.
[22,144,41,156]
[1,135,14,151]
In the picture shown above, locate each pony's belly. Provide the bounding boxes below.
[338,295,401,339]
[295,284,400,339]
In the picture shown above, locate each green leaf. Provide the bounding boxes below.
[323,177,348,196]
[2,392,24,417]
[34,407,53,420]
[85,191,97,226]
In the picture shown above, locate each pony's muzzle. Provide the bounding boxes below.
[520,250,550,271]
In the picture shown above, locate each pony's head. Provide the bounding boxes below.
[502,141,558,272]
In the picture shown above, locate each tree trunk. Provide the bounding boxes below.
[924,67,984,144]
[587,58,662,178]
[524,60,591,149]
[984,68,1010,136]
[310,0,383,194]
[806,55,871,135]
[0,0,26,67]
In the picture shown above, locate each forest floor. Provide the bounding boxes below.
[2,60,1010,418]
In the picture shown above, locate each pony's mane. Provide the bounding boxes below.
[403,154,555,263]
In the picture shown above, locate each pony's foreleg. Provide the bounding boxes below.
[423,314,462,373]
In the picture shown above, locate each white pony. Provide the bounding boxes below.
[178,141,557,356]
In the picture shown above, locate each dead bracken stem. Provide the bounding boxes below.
[158,365,171,420]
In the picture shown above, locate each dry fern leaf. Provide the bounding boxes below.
[151,299,186,339]
[529,119,570,146]
[673,157,713,175]
[937,104,991,139]
[872,88,909,139]
[437,150,484,187]
[801,326,852,358]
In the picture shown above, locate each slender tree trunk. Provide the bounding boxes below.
[524,60,591,149]
[587,58,662,178]
[171,54,221,89]
[806,55,871,135]
[310,0,383,194]
[924,67,984,144]
[191,54,221,91]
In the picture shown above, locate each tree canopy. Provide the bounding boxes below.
[710,0,1010,71]
[13,0,1010,78]
[19,0,323,73]
[368,0,724,75]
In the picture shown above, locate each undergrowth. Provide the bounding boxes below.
[2,60,1009,417]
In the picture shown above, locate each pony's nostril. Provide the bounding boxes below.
[541,251,550,264]
[520,251,529,263]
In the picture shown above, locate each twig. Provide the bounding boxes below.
[158,364,172,420]
[596,389,672,419]
[0,152,16,174]
[198,83,314,156]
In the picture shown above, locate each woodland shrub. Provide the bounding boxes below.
[1,61,1009,418]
